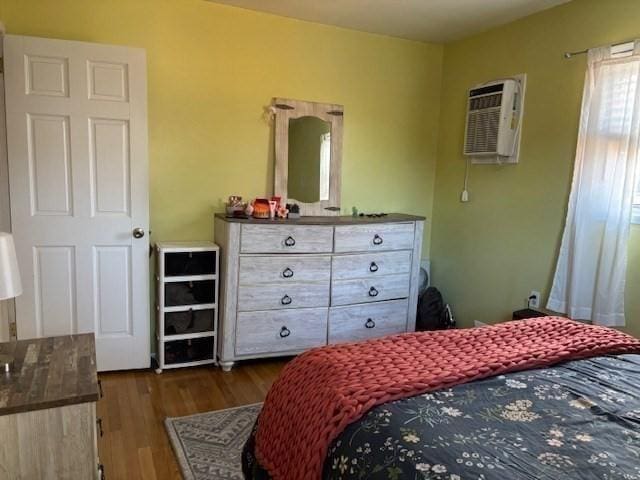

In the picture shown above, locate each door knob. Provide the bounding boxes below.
[133,227,145,239]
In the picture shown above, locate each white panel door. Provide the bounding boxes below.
[4,34,149,371]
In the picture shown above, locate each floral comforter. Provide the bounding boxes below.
[243,354,640,479]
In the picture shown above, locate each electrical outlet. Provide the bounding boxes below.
[529,290,540,309]
[8,322,17,339]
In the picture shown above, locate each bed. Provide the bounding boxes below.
[242,318,640,480]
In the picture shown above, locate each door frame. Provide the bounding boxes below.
[0,33,16,342]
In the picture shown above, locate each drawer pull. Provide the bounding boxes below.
[282,267,294,278]
[365,318,376,329]
[284,236,296,247]
[369,262,379,272]
[281,294,292,305]
[98,379,104,399]
[97,418,104,437]
[98,464,106,480]
[368,287,379,297]
[279,326,291,338]
[373,234,383,245]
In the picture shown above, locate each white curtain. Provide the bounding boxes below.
[547,41,640,326]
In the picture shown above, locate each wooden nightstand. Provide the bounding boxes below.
[512,308,558,320]
[0,334,101,479]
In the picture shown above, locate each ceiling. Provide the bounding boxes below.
[206,0,570,43]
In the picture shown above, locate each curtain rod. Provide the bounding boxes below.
[564,38,637,59]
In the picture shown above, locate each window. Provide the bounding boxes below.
[609,42,640,225]
[319,132,331,201]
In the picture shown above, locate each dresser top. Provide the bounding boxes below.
[0,334,99,416]
[156,240,219,251]
[215,213,425,225]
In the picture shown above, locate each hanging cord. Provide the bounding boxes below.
[461,156,470,202]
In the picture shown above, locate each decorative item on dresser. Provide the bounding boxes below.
[155,242,220,373]
[214,213,424,371]
[0,334,102,479]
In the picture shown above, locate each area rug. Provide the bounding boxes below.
[165,403,262,480]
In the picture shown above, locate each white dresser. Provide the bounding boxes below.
[214,214,424,371]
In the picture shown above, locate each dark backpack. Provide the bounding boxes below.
[416,286,455,331]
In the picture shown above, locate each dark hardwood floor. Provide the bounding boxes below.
[96,358,288,479]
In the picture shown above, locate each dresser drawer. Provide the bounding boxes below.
[240,225,333,253]
[164,308,215,336]
[334,223,415,253]
[238,281,329,311]
[164,280,215,307]
[236,308,328,355]
[329,299,408,343]
[332,250,412,280]
[239,255,330,284]
[331,273,411,306]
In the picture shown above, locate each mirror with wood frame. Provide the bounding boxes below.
[273,98,343,216]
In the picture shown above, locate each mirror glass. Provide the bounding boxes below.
[287,116,331,203]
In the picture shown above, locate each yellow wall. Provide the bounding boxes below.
[431,0,640,338]
[1,0,442,256]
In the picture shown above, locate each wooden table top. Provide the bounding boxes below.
[0,334,99,416]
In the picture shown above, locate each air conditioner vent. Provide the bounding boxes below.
[469,93,502,111]
[465,109,500,154]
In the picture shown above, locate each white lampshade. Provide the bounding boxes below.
[0,232,22,300]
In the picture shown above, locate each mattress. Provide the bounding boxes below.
[243,354,640,479]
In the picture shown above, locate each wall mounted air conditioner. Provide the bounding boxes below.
[463,76,525,164]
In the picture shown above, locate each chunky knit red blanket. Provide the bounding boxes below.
[254,317,640,479]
